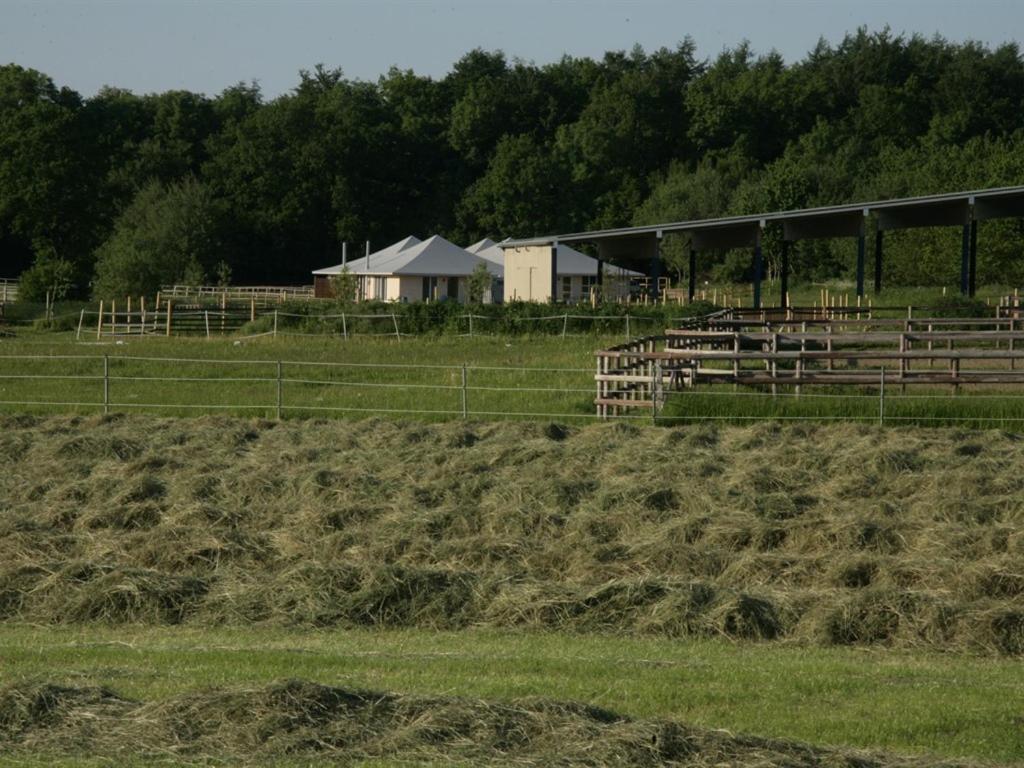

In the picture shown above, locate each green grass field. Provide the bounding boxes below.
[5,324,1024,427]
[0,332,613,421]
[2,623,1021,764]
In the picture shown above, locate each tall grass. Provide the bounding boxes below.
[2,415,1023,656]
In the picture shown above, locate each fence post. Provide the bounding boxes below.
[273,310,278,338]
[341,312,348,340]
[276,360,283,420]
[166,300,173,336]
[97,300,104,339]
[468,314,473,337]
[103,355,110,415]
[76,309,85,340]
[204,310,210,339]
[461,364,468,420]
[392,313,401,341]
[625,314,630,338]
[879,366,885,426]
[562,313,568,338]
[652,360,662,423]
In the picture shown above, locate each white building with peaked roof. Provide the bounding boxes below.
[312,235,491,303]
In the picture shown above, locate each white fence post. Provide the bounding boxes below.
[103,355,110,415]
[276,360,283,420]
[461,364,468,419]
[879,366,885,426]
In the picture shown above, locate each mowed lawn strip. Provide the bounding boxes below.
[1,624,1021,763]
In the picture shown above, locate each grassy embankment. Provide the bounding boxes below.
[2,415,1024,764]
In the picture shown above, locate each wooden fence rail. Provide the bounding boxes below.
[160,285,315,304]
[595,309,1024,417]
[0,279,18,303]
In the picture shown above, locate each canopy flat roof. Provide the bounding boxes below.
[499,185,1024,250]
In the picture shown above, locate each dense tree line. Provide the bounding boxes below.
[2,28,1024,300]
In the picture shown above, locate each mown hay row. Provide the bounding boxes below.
[0,679,983,766]
[2,415,1023,653]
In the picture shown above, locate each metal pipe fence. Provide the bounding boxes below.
[2,353,1024,426]
[67,306,695,340]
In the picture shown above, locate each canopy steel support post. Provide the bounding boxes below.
[752,235,763,310]
[550,242,559,304]
[969,218,978,297]
[688,249,696,302]
[650,231,663,302]
[960,221,971,295]
[856,230,866,298]
[874,229,883,294]
[780,240,790,308]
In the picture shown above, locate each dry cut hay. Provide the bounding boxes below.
[2,414,1024,654]
[0,679,985,767]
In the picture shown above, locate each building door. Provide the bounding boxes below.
[422,277,436,300]
[448,277,459,301]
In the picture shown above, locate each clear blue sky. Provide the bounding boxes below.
[3,0,1022,98]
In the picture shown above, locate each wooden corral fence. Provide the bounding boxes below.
[595,310,1024,417]
[77,299,264,338]
[595,309,736,417]
[998,293,1022,320]
[0,279,17,304]
[160,284,315,305]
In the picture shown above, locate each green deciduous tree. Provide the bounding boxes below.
[91,177,219,299]
[466,262,492,304]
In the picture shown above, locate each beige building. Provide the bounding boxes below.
[500,242,641,303]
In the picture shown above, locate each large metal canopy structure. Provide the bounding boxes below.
[499,185,1024,307]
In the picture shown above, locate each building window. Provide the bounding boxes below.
[373,277,386,299]
[581,276,598,299]
[561,276,572,302]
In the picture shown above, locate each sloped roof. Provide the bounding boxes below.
[466,237,506,278]
[466,237,497,254]
[500,185,1024,250]
[315,235,489,277]
[554,243,644,277]
[312,236,421,275]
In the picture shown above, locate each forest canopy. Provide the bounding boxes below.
[2,28,1024,299]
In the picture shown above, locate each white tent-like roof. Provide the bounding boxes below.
[312,236,422,276]
[466,237,506,278]
[314,235,487,277]
[553,243,644,278]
